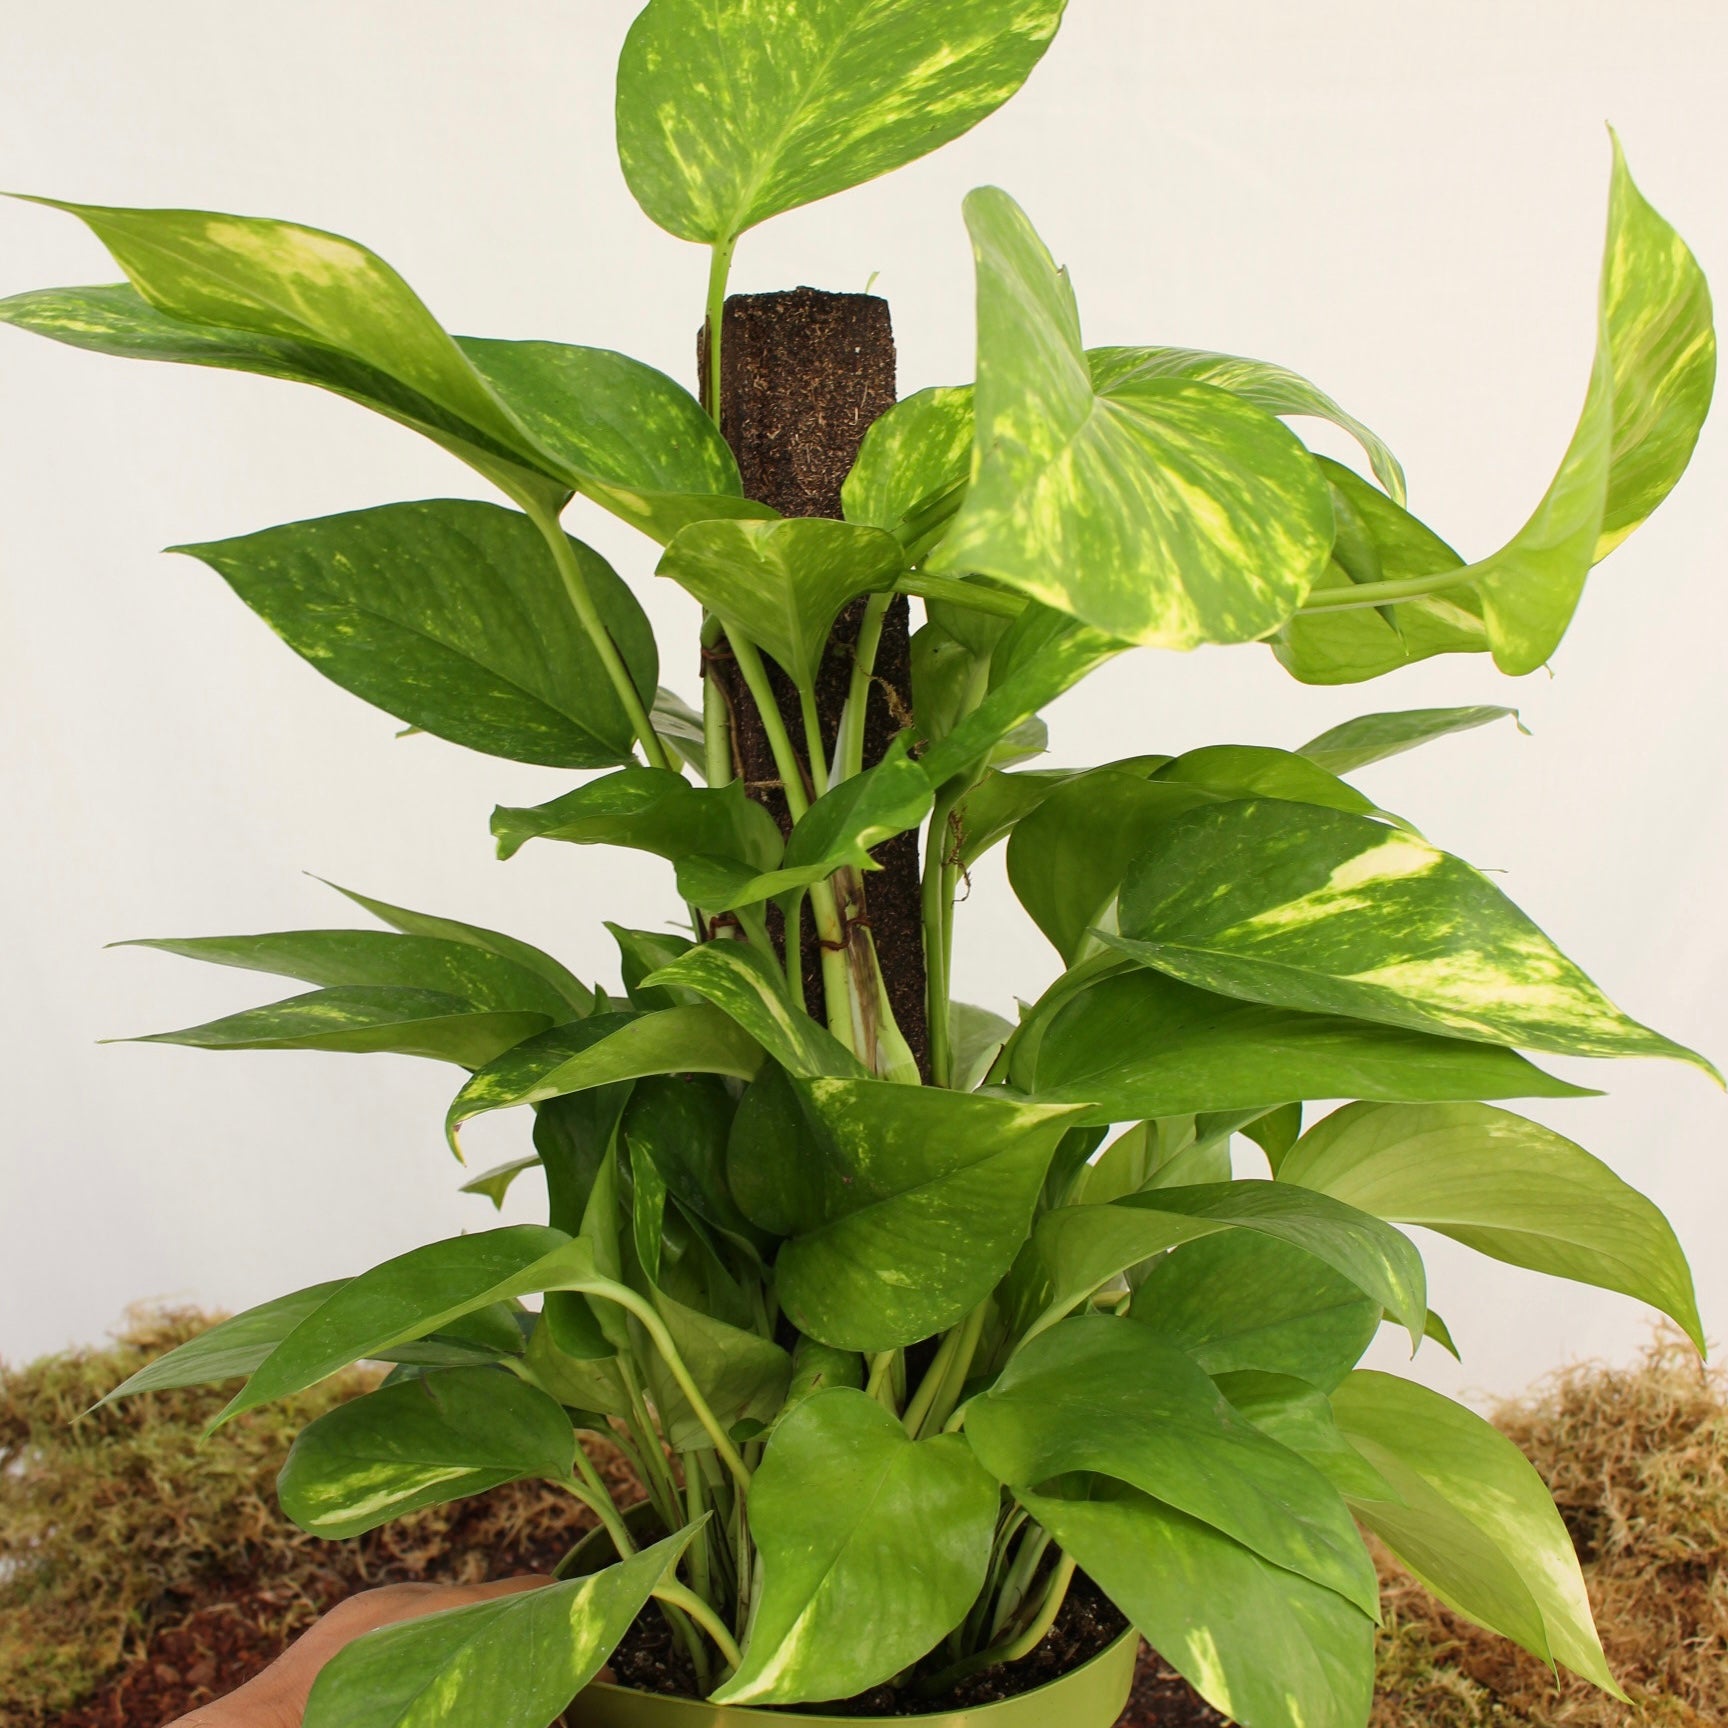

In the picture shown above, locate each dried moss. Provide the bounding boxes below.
[1372,1333,1727,1728]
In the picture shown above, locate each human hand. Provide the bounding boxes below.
[169,1576,550,1727]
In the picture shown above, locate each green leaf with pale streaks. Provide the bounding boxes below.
[100,1281,348,1405]
[302,1528,699,1728]
[1280,1101,1703,1347]
[926,189,1333,647]
[1015,967,1589,1126]
[676,740,933,911]
[127,985,550,1070]
[492,767,782,870]
[0,228,765,537]
[320,880,592,1016]
[715,1389,998,1705]
[1332,1372,1622,1695]
[1112,800,1715,1072]
[119,928,574,1022]
[657,517,904,688]
[1131,1232,1382,1393]
[615,0,1067,245]
[774,1079,1084,1350]
[277,1366,575,1538]
[1466,138,1715,674]
[445,1008,764,1149]
[1297,706,1524,776]
[1004,1181,1425,1346]
[1153,746,1388,820]
[640,941,864,1079]
[1086,345,1405,502]
[174,501,657,768]
[842,384,977,538]
[1018,1478,1375,1728]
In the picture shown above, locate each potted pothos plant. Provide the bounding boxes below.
[4,2,1716,1725]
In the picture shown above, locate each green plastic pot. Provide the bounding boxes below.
[564,1510,1138,1728]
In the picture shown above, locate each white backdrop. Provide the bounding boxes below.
[2,1,1723,1401]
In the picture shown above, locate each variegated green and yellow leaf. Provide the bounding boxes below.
[926,189,1334,648]
[615,0,1068,245]
[1111,800,1715,1073]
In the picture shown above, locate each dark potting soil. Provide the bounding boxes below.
[601,1571,1218,1722]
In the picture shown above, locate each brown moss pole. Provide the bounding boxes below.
[699,287,929,1078]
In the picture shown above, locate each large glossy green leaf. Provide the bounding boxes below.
[1297,706,1523,776]
[715,1388,998,1705]
[492,767,782,870]
[615,0,1067,245]
[100,1281,348,1405]
[445,1008,764,1149]
[773,1080,1084,1350]
[1006,772,1212,964]
[1153,745,1387,819]
[926,189,1333,647]
[1274,461,1488,685]
[1019,1478,1375,1728]
[128,985,550,1070]
[969,1317,1376,1612]
[676,742,933,912]
[119,928,574,1022]
[302,1527,698,1728]
[1113,800,1715,1072]
[322,881,592,1017]
[1464,139,1715,674]
[640,942,864,1079]
[1332,1372,1621,1694]
[277,1366,575,1538]
[1281,1101,1703,1347]
[657,518,903,687]
[1006,1181,1426,1345]
[1130,1232,1382,1393]
[175,501,656,768]
[1015,967,1590,1125]
[1086,345,1405,503]
[0,215,765,538]
[622,1075,765,1254]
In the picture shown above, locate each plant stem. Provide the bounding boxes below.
[865,1349,899,1414]
[922,791,959,1086]
[919,1298,988,1439]
[799,685,830,799]
[515,490,675,771]
[989,1525,1052,1640]
[655,1580,745,1673]
[921,1553,1077,1695]
[831,590,891,784]
[726,634,810,822]
[703,237,738,422]
[701,613,735,789]
[686,1454,713,1608]
[901,1322,966,1438]
[1297,566,1476,612]
[599,1287,755,1496]
[572,1445,637,1559]
[896,570,1025,618]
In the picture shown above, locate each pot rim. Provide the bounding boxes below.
[580,1622,1141,1724]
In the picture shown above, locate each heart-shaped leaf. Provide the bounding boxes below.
[968,1317,1378,1614]
[1296,706,1523,776]
[657,517,904,688]
[714,1389,998,1706]
[1112,800,1716,1071]
[616,0,1067,246]
[1017,1477,1375,1728]
[926,189,1333,647]
[773,1080,1085,1350]
[1280,1101,1703,1347]
[176,501,657,767]
[278,1365,575,1538]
